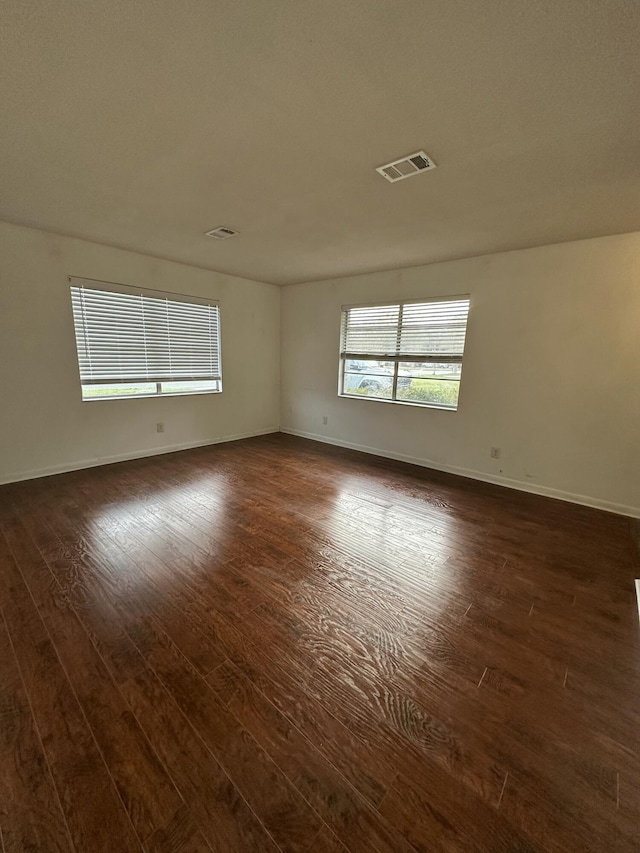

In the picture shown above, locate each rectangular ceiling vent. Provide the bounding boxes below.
[376,151,437,183]
[205,226,239,239]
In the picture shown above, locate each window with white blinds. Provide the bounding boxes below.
[69,277,222,400]
[339,296,470,409]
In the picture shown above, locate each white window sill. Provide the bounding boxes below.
[337,393,457,412]
[82,389,222,402]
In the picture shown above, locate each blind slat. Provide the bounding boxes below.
[341,297,470,359]
[70,284,222,385]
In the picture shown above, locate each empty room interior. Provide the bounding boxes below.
[1,2,640,851]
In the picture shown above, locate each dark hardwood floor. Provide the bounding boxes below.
[1,433,639,852]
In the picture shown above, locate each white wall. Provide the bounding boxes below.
[281,232,640,517]
[2,222,638,517]
[0,221,280,483]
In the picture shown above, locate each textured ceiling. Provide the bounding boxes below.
[1,0,639,285]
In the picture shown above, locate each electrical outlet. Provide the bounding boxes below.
[322,416,328,425]
[490,446,500,459]
[156,422,165,433]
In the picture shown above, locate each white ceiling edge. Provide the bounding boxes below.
[0,217,276,289]
[2,215,638,289]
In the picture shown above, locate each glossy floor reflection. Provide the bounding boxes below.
[0,433,638,852]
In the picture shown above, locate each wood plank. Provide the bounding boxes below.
[378,769,537,853]
[0,613,73,853]
[143,804,211,853]
[126,617,323,853]
[0,531,143,853]
[0,433,638,852]
[121,667,281,853]
[1,518,184,845]
[307,826,350,852]
[206,658,415,852]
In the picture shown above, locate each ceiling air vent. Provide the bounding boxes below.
[376,151,437,183]
[205,226,239,239]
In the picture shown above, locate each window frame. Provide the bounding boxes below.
[338,294,470,411]
[78,380,222,402]
[69,276,223,402]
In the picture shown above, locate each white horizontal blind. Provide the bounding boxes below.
[70,279,221,384]
[341,297,470,361]
[341,304,401,356]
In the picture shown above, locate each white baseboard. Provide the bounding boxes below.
[0,427,279,486]
[4,425,638,520]
[281,427,640,520]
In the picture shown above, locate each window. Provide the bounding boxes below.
[339,296,470,410]
[70,277,222,400]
